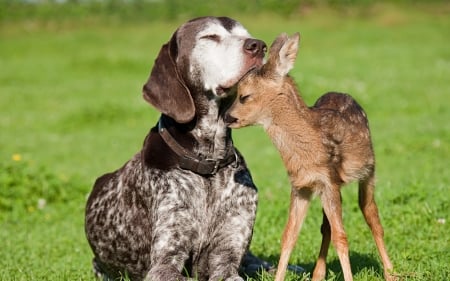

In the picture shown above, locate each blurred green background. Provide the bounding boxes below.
[1,1,449,280]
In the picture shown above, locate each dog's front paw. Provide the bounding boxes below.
[225,276,244,281]
[240,251,275,277]
[240,251,305,278]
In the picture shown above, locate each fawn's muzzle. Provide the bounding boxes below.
[224,113,238,126]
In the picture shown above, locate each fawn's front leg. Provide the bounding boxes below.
[275,188,312,281]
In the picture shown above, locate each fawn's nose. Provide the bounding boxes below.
[244,39,267,57]
[224,113,238,125]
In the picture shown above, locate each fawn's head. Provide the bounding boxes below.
[225,32,300,129]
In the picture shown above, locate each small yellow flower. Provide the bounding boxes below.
[12,154,22,161]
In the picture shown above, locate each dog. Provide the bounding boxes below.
[85,16,266,281]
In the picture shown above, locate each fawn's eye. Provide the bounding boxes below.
[239,95,251,104]
[201,34,221,42]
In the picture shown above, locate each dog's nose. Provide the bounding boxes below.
[244,39,267,57]
[224,113,238,125]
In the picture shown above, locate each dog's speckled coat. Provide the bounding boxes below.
[85,17,266,281]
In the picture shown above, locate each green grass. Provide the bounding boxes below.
[1,3,449,280]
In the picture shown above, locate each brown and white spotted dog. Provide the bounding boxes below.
[85,17,267,281]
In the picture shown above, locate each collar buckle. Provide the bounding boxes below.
[158,117,237,176]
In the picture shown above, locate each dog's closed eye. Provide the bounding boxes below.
[201,34,221,42]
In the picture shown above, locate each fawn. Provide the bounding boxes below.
[225,33,395,281]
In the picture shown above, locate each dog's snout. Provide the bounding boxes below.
[244,39,267,57]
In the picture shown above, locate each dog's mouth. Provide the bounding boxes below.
[215,86,232,96]
[237,66,257,83]
[216,66,258,97]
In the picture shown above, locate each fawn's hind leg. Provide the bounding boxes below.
[312,210,331,281]
[358,175,395,281]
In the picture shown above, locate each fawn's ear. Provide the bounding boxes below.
[263,33,288,75]
[142,32,195,124]
[265,32,300,77]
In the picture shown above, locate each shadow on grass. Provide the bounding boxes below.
[247,251,383,280]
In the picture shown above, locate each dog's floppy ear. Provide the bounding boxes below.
[142,32,195,123]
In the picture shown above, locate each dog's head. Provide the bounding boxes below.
[143,17,266,123]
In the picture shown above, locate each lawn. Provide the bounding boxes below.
[1,2,449,280]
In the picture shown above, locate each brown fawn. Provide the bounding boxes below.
[225,33,395,281]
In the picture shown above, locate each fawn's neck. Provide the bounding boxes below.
[264,80,324,179]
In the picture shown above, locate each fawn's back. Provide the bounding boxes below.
[311,91,375,184]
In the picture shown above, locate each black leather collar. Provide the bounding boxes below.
[158,118,238,175]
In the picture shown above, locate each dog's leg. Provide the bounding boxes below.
[145,246,192,281]
[206,176,258,281]
[312,210,331,281]
[207,241,250,281]
[146,264,194,281]
[206,214,256,280]
[144,190,200,281]
[358,175,395,281]
[208,251,245,281]
[321,186,353,281]
[275,188,312,281]
[92,258,113,281]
